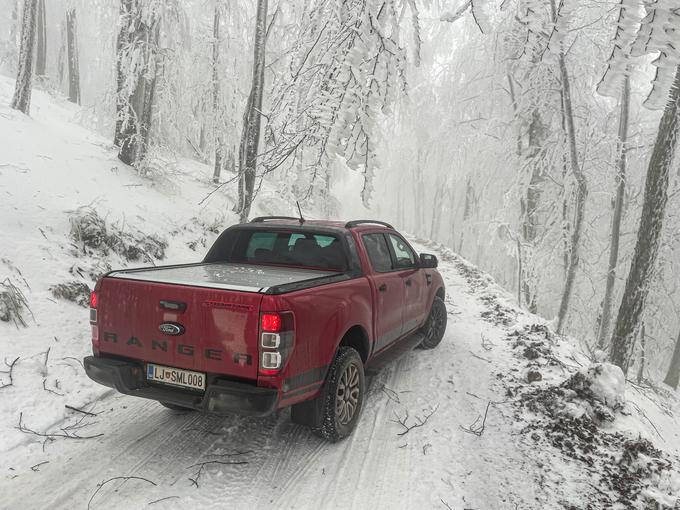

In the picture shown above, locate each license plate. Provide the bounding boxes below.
[146,363,206,391]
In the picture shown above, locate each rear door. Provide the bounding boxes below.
[386,233,427,334]
[362,233,404,353]
[97,278,263,380]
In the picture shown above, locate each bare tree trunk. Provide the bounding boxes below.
[507,73,522,157]
[516,237,522,308]
[11,0,38,114]
[236,0,268,222]
[432,186,447,241]
[521,110,545,313]
[114,0,132,150]
[636,324,645,385]
[459,175,474,253]
[553,0,587,334]
[597,75,630,349]
[35,0,45,77]
[664,328,680,390]
[66,7,80,104]
[138,25,159,163]
[610,65,680,373]
[9,0,19,70]
[212,4,223,184]
[56,20,65,87]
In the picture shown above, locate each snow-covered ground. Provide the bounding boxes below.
[1,78,679,509]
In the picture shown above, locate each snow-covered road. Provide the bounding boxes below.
[1,242,542,510]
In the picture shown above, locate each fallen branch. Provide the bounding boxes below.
[481,333,495,351]
[88,476,156,509]
[460,402,491,436]
[391,404,439,437]
[0,356,19,389]
[65,404,98,417]
[16,412,103,440]
[43,346,51,368]
[30,460,49,472]
[60,356,84,369]
[630,401,664,441]
[0,277,33,327]
[209,450,253,458]
[187,460,248,488]
[148,496,180,505]
[381,384,401,403]
[470,351,491,363]
[42,378,64,396]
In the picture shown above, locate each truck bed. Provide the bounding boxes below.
[108,262,341,294]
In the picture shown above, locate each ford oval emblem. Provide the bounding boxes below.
[159,322,185,336]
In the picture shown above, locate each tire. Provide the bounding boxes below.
[159,401,194,412]
[419,296,447,349]
[293,347,365,442]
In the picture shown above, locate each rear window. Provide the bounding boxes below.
[207,229,347,271]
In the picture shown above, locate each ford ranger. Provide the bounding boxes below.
[84,217,446,441]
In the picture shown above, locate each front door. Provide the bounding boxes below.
[362,233,405,353]
[386,233,427,334]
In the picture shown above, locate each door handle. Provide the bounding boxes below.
[378,284,388,292]
[160,300,187,312]
[405,279,412,287]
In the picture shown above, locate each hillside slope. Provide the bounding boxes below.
[0,79,679,509]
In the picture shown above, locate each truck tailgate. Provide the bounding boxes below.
[96,277,264,380]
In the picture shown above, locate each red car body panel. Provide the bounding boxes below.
[86,220,445,415]
[95,278,263,380]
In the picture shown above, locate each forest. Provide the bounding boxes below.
[2,0,680,416]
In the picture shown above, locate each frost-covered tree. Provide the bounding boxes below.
[35,0,45,77]
[10,0,38,114]
[262,0,416,209]
[234,0,267,222]
[546,0,588,335]
[595,0,642,348]
[113,0,162,166]
[211,2,223,184]
[608,0,680,372]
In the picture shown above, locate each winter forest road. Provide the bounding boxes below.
[1,242,542,510]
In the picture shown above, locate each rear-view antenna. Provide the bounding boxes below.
[296,201,305,224]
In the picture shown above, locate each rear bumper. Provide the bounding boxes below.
[83,356,279,417]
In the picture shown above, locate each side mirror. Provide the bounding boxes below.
[419,253,438,269]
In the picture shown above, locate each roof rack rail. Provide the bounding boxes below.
[251,216,303,224]
[344,220,394,229]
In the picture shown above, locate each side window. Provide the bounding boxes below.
[314,234,336,247]
[362,234,393,273]
[388,234,416,269]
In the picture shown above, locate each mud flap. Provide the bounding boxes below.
[290,393,324,428]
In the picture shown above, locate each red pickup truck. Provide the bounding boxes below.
[84,218,446,441]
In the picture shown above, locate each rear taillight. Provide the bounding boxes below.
[261,313,281,332]
[89,291,98,324]
[89,290,99,353]
[259,312,294,375]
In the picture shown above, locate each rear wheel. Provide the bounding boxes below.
[292,347,365,442]
[419,296,447,349]
[159,401,194,412]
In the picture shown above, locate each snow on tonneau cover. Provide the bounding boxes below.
[108,262,337,293]
[97,263,336,380]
